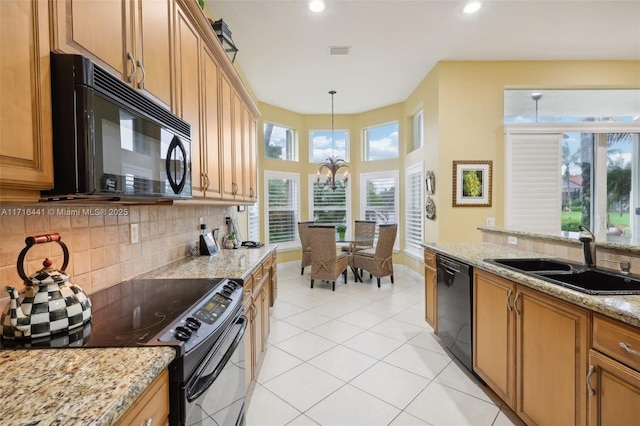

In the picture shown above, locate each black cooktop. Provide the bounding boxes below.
[0,278,225,349]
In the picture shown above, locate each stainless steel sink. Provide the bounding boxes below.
[485,258,640,295]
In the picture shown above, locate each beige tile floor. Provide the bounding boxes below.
[246,261,525,426]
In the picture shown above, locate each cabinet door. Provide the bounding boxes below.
[242,106,255,201]
[174,4,201,197]
[0,0,53,201]
[243,301,254,391]
[248,113,258,201]
[424,265,437,331]
[53,0,129,80]
[473,270,515,408]
[220,73,236,200]
[588,349,640,426]
[198,43,222,198]
[233,92,245,201]
[133,0,173,107]
[516,286,588,426]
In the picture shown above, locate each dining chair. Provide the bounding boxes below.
[340,220,376,254]
[309,225,349,291]
[298,221,314,275]
[352,223,397,287]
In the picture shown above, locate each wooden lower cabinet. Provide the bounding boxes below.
[116,368,169,426]
[588,314,640,425]
[424,249,437,331]
[473,269,588,426]
[270,250,278,307]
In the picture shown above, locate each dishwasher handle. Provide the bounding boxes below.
[437,255,470,276]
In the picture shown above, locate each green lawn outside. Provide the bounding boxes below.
[561,211,630,228]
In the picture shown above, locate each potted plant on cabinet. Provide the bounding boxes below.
[336,224,347,241]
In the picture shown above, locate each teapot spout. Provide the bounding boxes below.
[4,286,30,332]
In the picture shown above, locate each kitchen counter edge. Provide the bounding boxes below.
[422,242,640,328]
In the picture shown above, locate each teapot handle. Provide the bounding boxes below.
[17,233,70,282]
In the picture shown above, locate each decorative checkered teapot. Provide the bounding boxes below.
[1,233,92,340]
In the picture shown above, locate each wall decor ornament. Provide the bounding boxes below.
[426,170,435,195]
[426,196,436,220]
[452,160,492,207]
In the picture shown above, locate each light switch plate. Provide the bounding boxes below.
[130,223,139,244]
[508,236,518,245]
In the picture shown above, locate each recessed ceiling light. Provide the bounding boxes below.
[309,0,325,13]
[463,2,482,14]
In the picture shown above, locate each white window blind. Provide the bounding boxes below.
[308,175,350,227]
[264,171,299,248]
[405,164,424,257]
[247,202,260,242]
[505,133,563,233]
[360,171,399,249]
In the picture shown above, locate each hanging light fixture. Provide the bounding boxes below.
[316,90,349,191]
[531,92,542,122]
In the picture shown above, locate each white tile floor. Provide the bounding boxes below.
[246,262,525,426]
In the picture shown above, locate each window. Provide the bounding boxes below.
[360,171,399,249]
[264,123,297,161]
[310,130,349,163]
[309,175,350,231]
[247,202,260,242]
[411,110,423,152]
[364,122,399,161]
[505,125,640,244]
[405,164,424,258]
[264,171,299,249]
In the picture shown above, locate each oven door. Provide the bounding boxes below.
[184,314,247,426]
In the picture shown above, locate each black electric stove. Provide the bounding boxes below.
[0,277,236,351]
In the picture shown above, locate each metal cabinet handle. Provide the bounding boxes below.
[619,342,640,357]
[127,52,136,83]
[137,60,146,89]
[513,292,521,316]
[506,288,513,312]
[144,418,153,426]
[586,365,595,396]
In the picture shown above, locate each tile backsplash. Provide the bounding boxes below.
[0,203,233,296]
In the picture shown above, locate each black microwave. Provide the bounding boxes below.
[43,53,191,201]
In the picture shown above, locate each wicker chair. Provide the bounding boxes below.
[351,220,376,252]
[352,223,397,287]
[298,221,314,275]
[309,225,349,291]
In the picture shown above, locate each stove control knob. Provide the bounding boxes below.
[186,317,201,330]
[175,326,192,341]
[223,284,234,293]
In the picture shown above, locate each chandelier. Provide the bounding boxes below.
[316,90,349,191]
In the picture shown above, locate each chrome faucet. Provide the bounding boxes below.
[578,225,596,267]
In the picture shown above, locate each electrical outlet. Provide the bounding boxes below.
[130,223,139,244]
[508,236,518,245]
[486,217,495,227]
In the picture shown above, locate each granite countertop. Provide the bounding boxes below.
[0,346,175,426]
[423,242,640,328]
[137,245,276,281]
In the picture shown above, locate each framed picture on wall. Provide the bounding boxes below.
[452,160,492,207]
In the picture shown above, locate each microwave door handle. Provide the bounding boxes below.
[186,316,248,402]
[166,136,188,194]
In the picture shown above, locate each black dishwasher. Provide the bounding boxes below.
[436,254,473,372]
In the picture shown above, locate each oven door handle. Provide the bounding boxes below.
[187,315,248,402]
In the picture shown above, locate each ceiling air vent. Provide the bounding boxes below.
[328,46,350,56]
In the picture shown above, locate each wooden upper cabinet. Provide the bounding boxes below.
[233,92,245,201]
[220,73,236,200]
[0,0,54,201]
[199,43,222,199]
[51,0,173,108]
[244,106,258,201]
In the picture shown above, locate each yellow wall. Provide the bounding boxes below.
[254,60,640,270]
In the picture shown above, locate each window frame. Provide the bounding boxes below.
[359,170,400,250]
[405,163,424,260]
[308,174,352,235]
[363,121,400,161]
[263,170,300,250]
[309,129,350,163]
[263,122,298,161]
[411,109,424,152]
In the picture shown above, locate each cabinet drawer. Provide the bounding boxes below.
[116,369,169,426]
[262,257,272,275]
[593,314,640,371]
[424,249,436,268]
